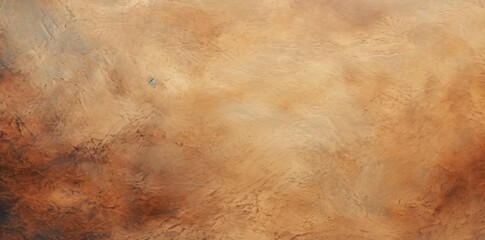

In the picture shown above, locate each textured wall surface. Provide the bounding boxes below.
[1,0,485,239]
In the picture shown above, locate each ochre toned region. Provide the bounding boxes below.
[0,0,484,239]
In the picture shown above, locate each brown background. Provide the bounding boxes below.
[0,0,484,239]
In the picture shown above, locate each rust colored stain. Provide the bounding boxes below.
[1,0,485,239]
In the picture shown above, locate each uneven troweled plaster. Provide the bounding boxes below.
[0,0,484,239]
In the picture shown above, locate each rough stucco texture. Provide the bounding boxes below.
[1,0,485,239]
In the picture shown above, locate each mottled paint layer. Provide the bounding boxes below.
[0,0,484,239]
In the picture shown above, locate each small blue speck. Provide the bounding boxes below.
[148,78,157,87]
